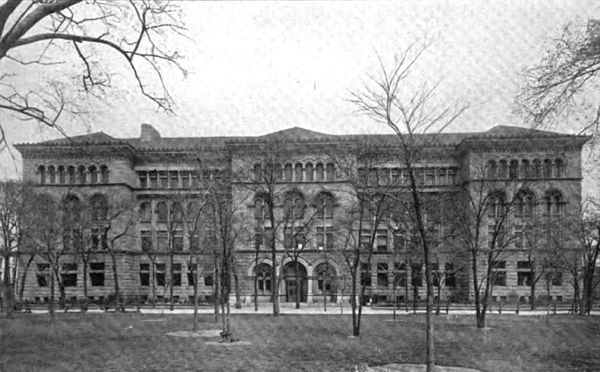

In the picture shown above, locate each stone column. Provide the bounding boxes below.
[307,277,313,303]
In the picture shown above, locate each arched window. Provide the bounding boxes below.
[294,196,305,219]
[63,195,81,227]
[283,198,293,219]
[38,165,45,184]
[516,190,536,218]
[487,192,506,220]
[498,160,507,179]
[545,190,564,217]
[139,202,152,222]
[100,165,109,183]
[316,163,324,181]
[253,164,262,182]
[67,166,75,184]
[284,192,305,219]
[254,263,272,294]
[555,158,564,178]
[47,166,56,184]
[78,165,86,184]
[294,163,303,182]
[521,160,530,178]
[284,164,293,181]
[487,160,497,179]
[90,194,108,221]
[326,163,335,182]
[156,202,168,223]
[58,166,65,184]
[305,163,313,182]
[509,160,519,179]
[254,197,265,220]
[532,159,541,178]
[316,192,334,219]
[314,263,336,295]
[543,159,552,178]
[89,166,98,184]
[171,202,183,222]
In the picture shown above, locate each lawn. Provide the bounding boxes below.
[0,312,599,371]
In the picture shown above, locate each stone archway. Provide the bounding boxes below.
[283,261,308,303]
[313,262,338,303]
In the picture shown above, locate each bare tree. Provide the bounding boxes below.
[350,41,467,370]
[0,0,186,147]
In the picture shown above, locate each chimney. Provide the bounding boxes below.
[140,123,161,142]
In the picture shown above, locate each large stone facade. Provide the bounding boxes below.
[14,125,590,305]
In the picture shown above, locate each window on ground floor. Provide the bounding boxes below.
[36,263,50,287]
[492,261,507,286]
[61,263,77,287]
[90,262,105,286]
[139,263,150,286]
[155,263,166,286]
[172,263,182,286]
[377,263,388,288]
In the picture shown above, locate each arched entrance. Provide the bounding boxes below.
[283,261,308,303]
[313,263,337,303]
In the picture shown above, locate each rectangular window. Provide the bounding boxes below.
[189,233,200,251]
[294,227,306,248]
[187,263,197,286]
[157,231,168,251]
[492,261,507,286]
[317,227,334,250]
[181,171,189,188]
[139,263,150,286]
[360,263,371,287]
[551,271,563,286]
[425,169,435,185]
[90,262,105,286]
[138,171,147,188]
[173,233,184,252]
[169,171,179,188]
[172,263,182,286]
[394,263,407,287]
[149,171,158,188]
[379,169,389,185]
[411,264,422,287]
[141,231,153,252]
[264,227,274,248]
[447,168,457,185]
[61,263,77,287]
[517,261,533,286]
[254,229,263,249]
[36,263,50,287]
[377,263,388,288]
[376,230,388,253]
[155,263,166,286]
[159,171,168,188]
[360,229,372,250]
[284,227,293,249]
[430,264,440,287]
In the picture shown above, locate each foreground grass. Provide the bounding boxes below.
[0,312,599,371]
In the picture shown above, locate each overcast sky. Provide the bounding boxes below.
[2,0,599,182]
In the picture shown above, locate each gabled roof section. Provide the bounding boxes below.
[259,127,337,141]
[31,132,120,146]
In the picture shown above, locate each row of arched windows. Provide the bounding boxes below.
[253,162,335,183]
[486,158,565,180]
[254,191,335,221]
[487,189,565,219]
[358,167,458,186]
[139,200,201,224]
[37,165,109,185]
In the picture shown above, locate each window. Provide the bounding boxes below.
[155,263,166,286]
[555,158,564,177]
[180,171,189,188]
[190,233,200,252]
[89,166,98,184]
[139,202,152,222]
[425,169,435,185]
[254,198,265,220]
[543,159,552,178]
[550,271,563,286]
[156,202,168,223]
[91,194,108,221]
[360,229,372,250]
[141,231,152,252]
[157,231,168,251]
[521,160,530,178]
[38,165,46,184]
[430,264,440,287]
[393,229,406,251]
[100,165,109,183]
[173,232,184,252]
[411,264,422,287]
[284,227,293,249]
[254,228,263,249]
[316,163,324,181]
[255,264,272,293]
[514,224,524,249]
[187,264,197,286]
[172,263,182,286]
[78,165,86,184]
[284,164,293,181]
[138,171,147,188]
[295,163,303,182]
[294,197,305,219]
[305,163,313,182]
[293,227,306,248]
[376,230,388,253]
[394,263,407,287]
[91,228,108,250]
[326,163,335,182]
[360,263,371,287]
[169,171,178,188]
[517,261,533,286]
[315,263,335,293]
[368,168,378,186]
[139,263,150,286]
[204,274,214,287]
[509,160,519,179]
[57,166,65,184]
[37,263,50,287]
[545,191,564,217]
[90,263,105,286]
[487,160,497,178]
[149,171,158,188]
[498,160,507,178]
[492,261,507,286]
[532,159,541,178]
[316,227,334,249]
[391,168,401,184]
[377,263,388,288]
[264,227,274,248]
[447,168,457,185]
[159,171,168,188]
[172,202,183,223]
[358,168,367,185]
[48,166,56,184]
[61,263,77,287]
[191,172,200,188]
[68,166,75,184]
[444,263,456,287]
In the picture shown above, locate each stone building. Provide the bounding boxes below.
[14,124,590,305]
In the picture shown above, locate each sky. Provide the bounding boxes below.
[2,0,600,186]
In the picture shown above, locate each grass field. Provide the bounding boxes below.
[0,312,599,371]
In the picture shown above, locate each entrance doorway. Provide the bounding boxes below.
[283,261,307,303]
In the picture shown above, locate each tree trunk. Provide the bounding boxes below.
[351,273,358,336]
[18,255,34,303]
[3,257,13,317]
[530,278,536,311]
[49,266,55,321]
[110,252,120,302]
[54,266,65,309]
[294,260,300,309]
[393,281,397,320]
[214,266,219,323]
[151,260,156,308]
[271,251,279,317]
[169,253,174,311]
[82,258,88,301]
[233,270,241,309]
[193,261,199,331]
